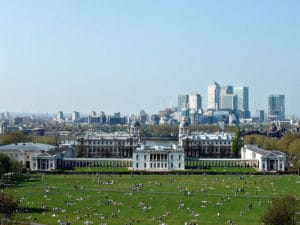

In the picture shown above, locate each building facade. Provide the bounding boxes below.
[0,143,76,171]
[178,94,189,112]
[188,93,202,111]
[233,86,250,118]
[57,111,64,123]
[72,111,80,123]
[132,144,185,171]
[268,94,285,121]
[241,145,287,171]
[76,121,140,158]
[179,117,234,158]
[207,81,220,110]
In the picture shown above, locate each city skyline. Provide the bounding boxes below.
[0,1,299,116]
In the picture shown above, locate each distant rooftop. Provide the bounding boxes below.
[136,144,183,152]
[0,143,56,151]
[183,132,234,140]
[244,145,285,157]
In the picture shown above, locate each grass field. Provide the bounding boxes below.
[2,173,300,225]
[71,167,258,173]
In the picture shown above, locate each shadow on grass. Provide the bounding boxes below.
[17,207,49,214]
[0,174,41,188]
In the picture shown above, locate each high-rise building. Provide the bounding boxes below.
[259,110,265,122]
[233,87,250,118]
[188,93,202,111]
[207,82,220,110]
[220,85,236,111]
[268,95,285,120]
[178,95,189,111]
[57,111,64,122]
[220,86,233,95]
[220,94,237,111]
[72,111,80,123]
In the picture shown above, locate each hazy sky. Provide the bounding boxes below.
[0,1,299,116]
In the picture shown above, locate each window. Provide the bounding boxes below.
[136,154,139,160]
[158,163,160,168]
[171,155,173,160]
[179,155,181,160]
[144,163,146,168]
[144,155,147,160]
[179,163,181,168]
[150,163,152,168]
[136,163,138,168]
[171,163,173,168]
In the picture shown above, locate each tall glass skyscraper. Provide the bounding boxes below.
[233,87,250,118]
[178,95,189,112]
[189,93,202,111]
[207,82,220,110]
[268,95,285,120]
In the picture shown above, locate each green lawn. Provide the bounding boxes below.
[2,174,300,225]
[70,166,258,173]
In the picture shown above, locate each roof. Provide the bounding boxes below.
[0,143,56,152]
[136,144,183,152]
[79,132,135,140]
[244,145,285,157]
[183,132,234,141]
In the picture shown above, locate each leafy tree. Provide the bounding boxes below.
[0,154,11,178]
[261,194,299,225]
[231,127,243,158]
[0,192,18,223]
[288,139,300,168]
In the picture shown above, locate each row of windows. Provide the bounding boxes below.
[188,149,231,154]
[136,154,182,161]
[136,162,181,169]
[185,141,231,145]
[87,140,137,145]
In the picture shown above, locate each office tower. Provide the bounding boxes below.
[234,87,250,118]
[259,110,265,122]
[207,82,220,110]
[188,93,202,111]
[220,94,237,111]
[57,111,64,122]
[220,85,237,111]
[268,95,285,120]
[220,85,233,95]
[72,111,80,123]
[178,95,189,111]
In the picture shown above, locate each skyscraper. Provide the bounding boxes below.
[57,111,64,122]
[72,111,80,123]
[220,94,237,111]
[178,95,189,112]
[188,93,202,111]
[220,85,237,112]
[207,82,220,110]
[233,87,250,118]
[268,95,285,120]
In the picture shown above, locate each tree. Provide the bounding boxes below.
[0,192,18,223]
[261,194,299,225]
[231,127,243,158]
[0,154,11,178]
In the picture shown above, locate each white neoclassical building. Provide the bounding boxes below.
[241,145,287,171]
[132,144,185,171]
[0,143,76,171]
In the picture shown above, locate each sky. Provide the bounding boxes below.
[0,0,299,116]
